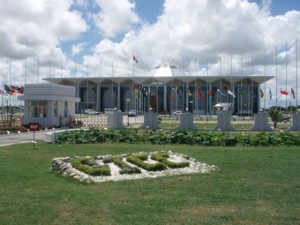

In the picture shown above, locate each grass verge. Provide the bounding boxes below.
[0,142,299,225]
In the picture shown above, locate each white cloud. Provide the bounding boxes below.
[93,0,140,38]
[72,42,86,56]
[0,0,299,107]
[0,0,87,59]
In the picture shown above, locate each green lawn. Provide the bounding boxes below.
[0,142,299,225]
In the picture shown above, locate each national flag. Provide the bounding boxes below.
[197,88,203,98]
[139,85,148,97]
[291,88,295,99]
[4,84,13,95]
[227,89,236,98]
[177,88,182,98]
[280,89,288,95]
[187,88,192,97]
[133,55,138,63]
[260,89,264,98]
[269,87,272,99]
[207,90,213,96]
[16,86,24,94]
[217,88,225,96]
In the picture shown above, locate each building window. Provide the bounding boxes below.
[29,101,47,118]
[53,101,58,117]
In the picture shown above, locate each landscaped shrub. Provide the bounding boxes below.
[71,157,111,176]
[55,128,300,146]
[126,154,167,171]
[112,156,141,174]
[151,152,190,168]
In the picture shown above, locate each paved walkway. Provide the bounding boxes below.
[0,129,56,147]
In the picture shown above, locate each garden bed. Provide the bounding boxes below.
[52,150,217,183]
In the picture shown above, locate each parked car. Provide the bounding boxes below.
[172,111,182,116]
[84,109,99,115]
[128,110,137,117]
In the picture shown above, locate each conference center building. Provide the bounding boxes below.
[44,62,273,115]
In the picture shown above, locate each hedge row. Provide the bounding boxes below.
[55,128,300,146]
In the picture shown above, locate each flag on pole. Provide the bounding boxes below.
[133,55,138,63]
[260,89,264,98]
[217,88,225,96]
[4,84,12,95]
[280,88,288,95]
[291,88,295,99]
[207,90,213,96]
[269,87,272,99]
[227,89,236,98]
[197,88,203,98]
[187,88,192,97]
[139,85,148,96]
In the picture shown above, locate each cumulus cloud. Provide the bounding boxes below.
[72,42,86,56]
[93,0,140,38]
[0,0,299,105]
[0,0,87,59]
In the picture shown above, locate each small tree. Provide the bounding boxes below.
[268,108,289,129]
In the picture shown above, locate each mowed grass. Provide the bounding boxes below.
[0,142,299,225]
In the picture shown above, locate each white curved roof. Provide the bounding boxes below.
[147,62,184,77]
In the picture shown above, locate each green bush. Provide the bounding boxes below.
[112,156,141,174]
[126,154,167,171]
[55,128,300,147]
[151,152,190,168]
[71,157,111,176]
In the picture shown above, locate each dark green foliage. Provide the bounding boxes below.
[268,108,290,128]
[71,157,111,176]
[112,156,141,174]
[126,154,167,171]
[151,152,190,168]
[55,128,300,146]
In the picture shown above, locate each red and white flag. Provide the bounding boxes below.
[280,89,288,95]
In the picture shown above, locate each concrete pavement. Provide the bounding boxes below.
[0,129,55,147]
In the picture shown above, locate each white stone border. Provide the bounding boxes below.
[52,151,217,183]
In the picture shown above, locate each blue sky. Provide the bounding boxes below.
[0,0,299,101]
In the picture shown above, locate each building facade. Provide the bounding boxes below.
[18,83,80,127]
[44,62,273,115]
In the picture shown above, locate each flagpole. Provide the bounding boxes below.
[111,61,114,108]
[37,59,39,83]
[276,46,278,107]
[264,49,266,110]
[240,54,243,115]
[206,58,209,115]
[296,39,298,107]
[251,51,254,115]
[286,42,288,113]
[24,58,27,84]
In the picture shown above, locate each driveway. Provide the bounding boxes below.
[0,129,55,147]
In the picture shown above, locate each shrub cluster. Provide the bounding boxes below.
[56,129,300,146]
[112,156,141,174]
[151,152,190,168]
[126,154,167,171]
[71,157,111,176]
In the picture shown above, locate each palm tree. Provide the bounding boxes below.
[268,108,289,129]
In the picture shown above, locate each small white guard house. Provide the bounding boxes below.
[18,83,80,127]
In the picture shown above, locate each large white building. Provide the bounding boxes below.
[44,62,273,115]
